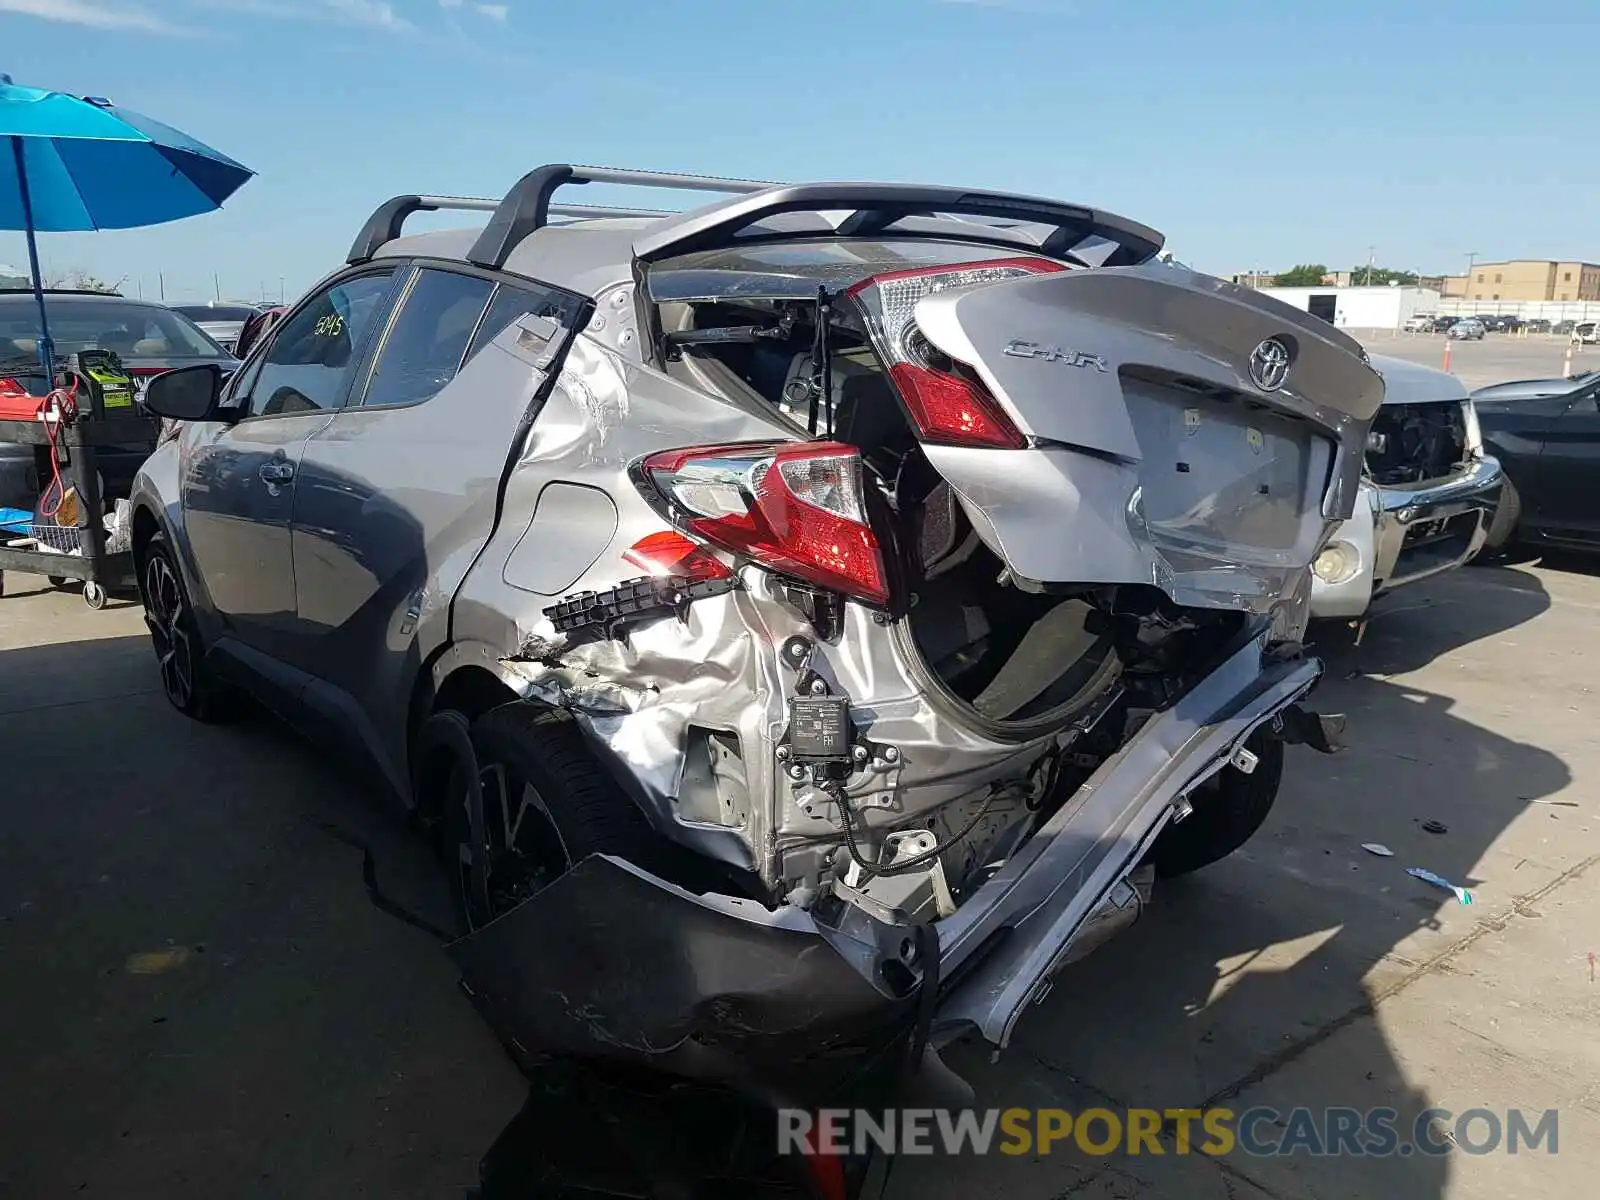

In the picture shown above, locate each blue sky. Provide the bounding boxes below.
[2,0,1596,304]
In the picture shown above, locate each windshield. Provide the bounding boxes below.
[0,298,227,362]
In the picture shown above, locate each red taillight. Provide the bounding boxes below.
[848,257,1064,451]
[638,441,889,605]
[621,530,732,582]
[888,361,1026,449]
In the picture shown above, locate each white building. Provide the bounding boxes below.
[1251,284,1442,330]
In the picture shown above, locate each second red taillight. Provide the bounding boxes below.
[848,256,1064,450]
[637,441,889,605]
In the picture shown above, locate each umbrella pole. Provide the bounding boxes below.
[9,135,57,382]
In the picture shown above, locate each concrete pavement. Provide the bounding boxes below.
[3,553,1599,1198]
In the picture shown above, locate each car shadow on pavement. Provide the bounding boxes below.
[887,573,1571,1199]
[1306,563,1551,678]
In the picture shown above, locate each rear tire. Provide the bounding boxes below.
[1482,476,1521,553]
[446,701,662,934]
[137,532,238,722]
[1147,730,1284,878]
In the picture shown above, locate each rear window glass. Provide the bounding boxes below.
[649,239,1058,302]
[0,298,226,360]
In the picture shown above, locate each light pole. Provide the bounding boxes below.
[1465,251,1480,309]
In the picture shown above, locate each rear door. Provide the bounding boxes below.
[905,264,1384,611]
[1532,379,1600,544]
[287,265,585,763]
[180,270,398,659]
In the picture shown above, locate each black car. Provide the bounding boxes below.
[1526,318,1552,334]
[1429,315,1460,332]
[1475,370,1600,551]
[0,291,238,510]
[1495,314,1525,333]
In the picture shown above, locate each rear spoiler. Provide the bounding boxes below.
[346,164,1165,273]
[633,183,1164,268]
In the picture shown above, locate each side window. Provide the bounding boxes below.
[360,269,494,409]
[464,282,584,364]
[244,272,396,418]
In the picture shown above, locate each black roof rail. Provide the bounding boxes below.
[632,183,1165,268]
[347,194,499,264]
[465,165,774,270]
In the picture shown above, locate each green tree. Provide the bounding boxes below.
[1272,264,1330,287]
[1347,266,1419,287]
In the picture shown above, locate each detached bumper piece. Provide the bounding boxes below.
[449,855,915,1098]
[543,574,737,642]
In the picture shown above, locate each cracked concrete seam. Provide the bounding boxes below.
[1199,849,1600,1110]
[1023,852,1600,1200]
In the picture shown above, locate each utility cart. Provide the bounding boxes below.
[0,356,151,610]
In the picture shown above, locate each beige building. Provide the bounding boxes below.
[1438,260,1600,303]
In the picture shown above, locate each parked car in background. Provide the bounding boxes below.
[1573,321,1599,345]
[1551,320,1577,337]
[1475,370,1600,552]
[1525,318,1552,334]
[0,290,238,509]
[1495,315,1525,333]
[1310,355,1501,619]
[129,163,1372,1093]
[1403,314,1433,333]
[170,303,265,354]
[1449,318,1486,340]
[1429,315,1460,332]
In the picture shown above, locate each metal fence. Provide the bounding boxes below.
[1435,298,1600,322]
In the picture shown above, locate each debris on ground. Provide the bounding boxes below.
[1361,843,1395,857]
[1421,820,1448,835]
[1406,867,1473,905]
[124,947,193,975]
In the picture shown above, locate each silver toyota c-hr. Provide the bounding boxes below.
[131,164,1380,1094]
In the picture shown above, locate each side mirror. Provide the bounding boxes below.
[143,363,226,421]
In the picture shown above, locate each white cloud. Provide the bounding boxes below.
[473,2,505,18]
[323,0,411,30]
[0,0,189,34]
[190,0,415,32]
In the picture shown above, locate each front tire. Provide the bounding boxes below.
[138,533,237,722]
[1147,730,1284,878]
[446,701,662,934]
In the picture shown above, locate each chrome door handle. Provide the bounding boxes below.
[258,461,294,485]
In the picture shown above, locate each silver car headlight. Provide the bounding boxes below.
[1313,540,1362,585]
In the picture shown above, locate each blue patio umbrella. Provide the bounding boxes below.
[0,74,254,376]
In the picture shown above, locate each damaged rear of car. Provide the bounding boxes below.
[132,166,1383,1105]
[429,174,1383,1088]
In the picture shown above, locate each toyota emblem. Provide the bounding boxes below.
[1248,338,1292,392]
